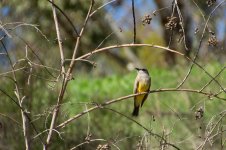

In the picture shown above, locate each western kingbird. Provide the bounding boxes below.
[132,68,151,116]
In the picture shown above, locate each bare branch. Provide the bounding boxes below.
[174,0,189,51]
[50,0,65,75]
[77,44,184,60]
[70,139,107,150]
[177,0,226,89]
[0,112,21,126]
[46,0,79,37]
[45,0,95,146]
[104,107,181,150]
[131,0,136,43]
[0,40,45,149]
[196,111,226,149]
[200,67,226,92]
[56,88,225,129]
[89,0,116,17]
[76,43,225,91]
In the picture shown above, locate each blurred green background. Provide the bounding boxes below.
[0,0,226,149]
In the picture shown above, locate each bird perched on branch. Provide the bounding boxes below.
[132,68,151,116]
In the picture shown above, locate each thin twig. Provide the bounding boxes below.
[45,0,95,146]
[28,61,60,72]
[51,0,65,76]
[46,0,79,37]
[0,113,21,127]
[94,32,114,50]
[77,43,184,60]
[104,107,180,150]
[131,0,136,43]
[168,1,176,48]
[152,6,171,15]
[85,104,91,140]
[1,40,46,148]
[0,23,12,38]
[176,0,226,89]
[15,34,57,78]
[70,139,107,150]
[192,0,211,32]
[174,0,189,51]
[22,70,58,83]
[0,67,27,76]
[64,58,96,67]
[1,41,30,150]
[196,111,226,150]
[89,0,116,17]
[199,67,226,92]
[1,41,32,150]
[8,23,49,41]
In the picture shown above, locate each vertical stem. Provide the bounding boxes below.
[45,1,94,148]
[1,41,31,150]
[51,0,65,75]
[45,0,67,146]
[131,0,136,43]
[45,79,67,146]
[21,109,30,150]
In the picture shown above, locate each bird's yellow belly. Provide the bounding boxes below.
[135,82,149,106]
[137,81,149,92]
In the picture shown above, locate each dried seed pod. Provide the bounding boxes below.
[208,35,218,47]
[142,14,152,25]
[206,0,216,7]
[195,107,204,120]
[165,16,177,30]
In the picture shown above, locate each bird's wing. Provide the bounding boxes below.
[141,88,149,107]
[133,76,139,94]
[133,76,139,103]
[141,77,151,107]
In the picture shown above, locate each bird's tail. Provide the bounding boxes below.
[132,106,139,116]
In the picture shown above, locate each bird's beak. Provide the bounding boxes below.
[135,67,140,71]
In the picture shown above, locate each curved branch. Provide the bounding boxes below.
[76,43,225,92]
[76,43,184,60]
[33,88,225,141]
[56,88,225,129]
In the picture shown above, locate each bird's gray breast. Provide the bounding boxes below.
[138,73,151,86]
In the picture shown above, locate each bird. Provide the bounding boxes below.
[132,68,151,116]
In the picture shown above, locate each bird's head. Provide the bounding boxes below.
[135,67,149,75]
